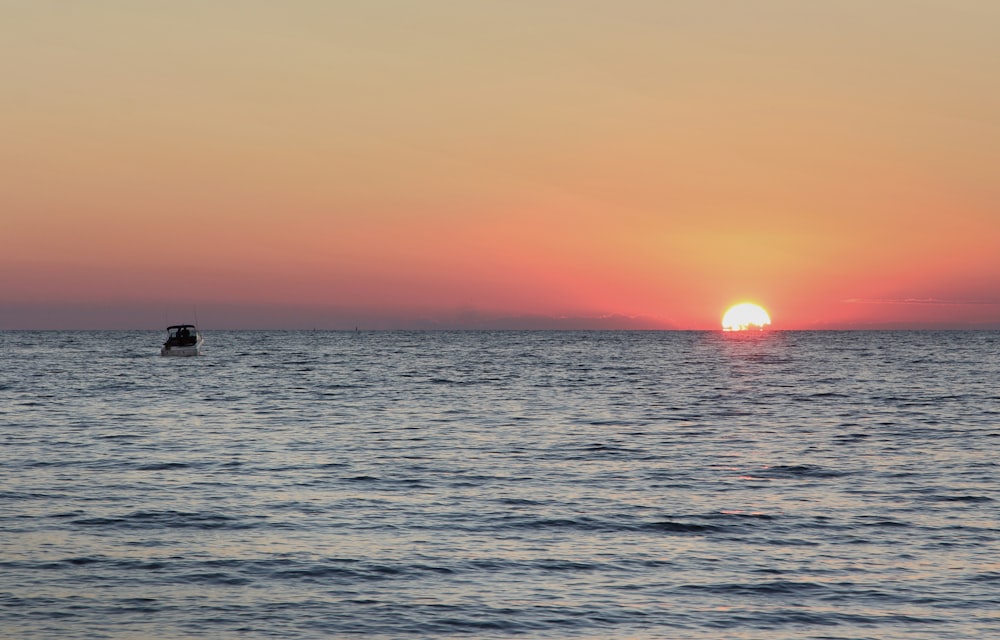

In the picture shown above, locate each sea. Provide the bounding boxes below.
[1,330,997,639]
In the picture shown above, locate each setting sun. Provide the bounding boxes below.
[722,303,772,331]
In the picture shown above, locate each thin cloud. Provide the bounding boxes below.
[843,297,1000,306]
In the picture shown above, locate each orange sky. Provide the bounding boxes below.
[3,1,999,329]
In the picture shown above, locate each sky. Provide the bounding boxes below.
[3,0,999,329]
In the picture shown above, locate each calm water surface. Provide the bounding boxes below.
[1,330,998,639]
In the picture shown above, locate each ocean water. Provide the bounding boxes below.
[1,330,998,639]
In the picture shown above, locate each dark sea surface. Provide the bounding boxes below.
[1,330,998,639]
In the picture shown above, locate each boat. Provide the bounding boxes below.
[160,324,203,357]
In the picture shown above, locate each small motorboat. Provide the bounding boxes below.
[161,324,203,357]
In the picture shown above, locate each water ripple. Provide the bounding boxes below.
[1,330,998,639]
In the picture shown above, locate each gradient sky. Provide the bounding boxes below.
[3,1,999,329]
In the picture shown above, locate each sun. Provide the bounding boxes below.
[722,303,771,331]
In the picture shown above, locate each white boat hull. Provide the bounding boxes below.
[161,337,203,357]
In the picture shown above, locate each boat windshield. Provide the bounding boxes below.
[166,326,198,345]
